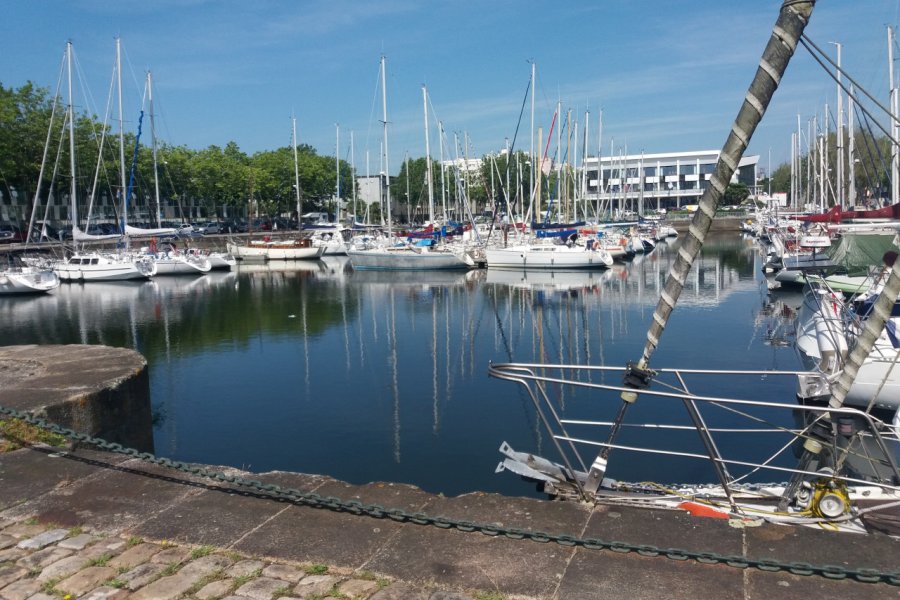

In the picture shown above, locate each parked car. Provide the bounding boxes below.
[222,219,248,233]
[193,221,222,235]
[0,224,25,244]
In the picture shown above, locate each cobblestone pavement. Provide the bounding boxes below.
[0,519,478,600]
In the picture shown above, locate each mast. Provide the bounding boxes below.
[580,0,817,495]
[891,26,899,206]
[381,55,392,237]
[847,85,856,206]
[292,116,301,225]
[116,37,127,233]
[66,41,78,234]
[148,72,162,227]
[423,85,435,224]
[350,130,357,223]
[438,121,447,223]
[335,123,340,224]
[832,42,844,210]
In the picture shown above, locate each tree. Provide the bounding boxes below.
[724,182,750,205]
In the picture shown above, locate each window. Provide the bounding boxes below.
[661,165,677,176]
[644,166,656,177]
[681,164,696,175]
[700,163,716,175]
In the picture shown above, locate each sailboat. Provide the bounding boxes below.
[488,2,900,536]
[51,41,156,282]
[0,253,59,295]
[347,61,473,271]
[226,117,325,262]
[307,124,349,256]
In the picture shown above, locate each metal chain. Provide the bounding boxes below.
[2,404,898,587]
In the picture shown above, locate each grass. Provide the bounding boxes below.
[87,553,112,567]
[475,593,506,600]
[304,564,328,575]
[190,545,214,560]
[126,536,143,548]
[0,419,67,452]
[232,568,262,587]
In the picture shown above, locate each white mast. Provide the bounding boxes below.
[335,123,340,224]
[438,121,447,222]
[847,85,857,207]
[796,114,802,210]
[116,37,127,231]
[292,116,301,225]
[890,26,899,205]
[422,85,435,224]
[148,72,161,227]
[380,56,392,237]
[67,41,78,231]
[530,62,535,212]
[350,130,356,223]
[832,42,844,210]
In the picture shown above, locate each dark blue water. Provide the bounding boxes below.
[0,233,803,498]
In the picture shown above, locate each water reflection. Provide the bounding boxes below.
[0,233,795,497]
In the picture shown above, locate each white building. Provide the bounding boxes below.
[583,150,759,214]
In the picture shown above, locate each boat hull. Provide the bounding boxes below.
[0,269,60,294]
[54,254,156,281]
[485,245,613,270]
[347,247,471,270]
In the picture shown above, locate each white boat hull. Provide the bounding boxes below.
[54,253,156,281]
[154,254,212,275]
[347,246,471,270]
[485,244,613,270]
[227,240,325,261]
[0,268,60,294]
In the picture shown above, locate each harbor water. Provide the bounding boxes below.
[0,233,804,498]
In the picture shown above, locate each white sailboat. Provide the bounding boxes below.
[347,70,472,271]
[227,116,325,262]
[0,254,59,295]
[51,41,156,283]
[489,2,900,536]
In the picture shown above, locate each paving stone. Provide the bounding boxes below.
[338,578,379,597]
[15,546,71,570]
[16,529,68,550]
[80,586,129,599]
[36,554,91,582]
[233,576,293,600]
[292,574,338,599]
[369,582,430,599]
[178,553,233,579]
[0,548,24,563]
[0,524,44,539]
[19,593,55,600]
[58,533,96,550]
[0,534,16,550]
[150,546,191,566]
[195,578,234,600]
[225,559,264,578]
[0,577,41,600]
[107,543,162,569]
[428,592,475,600]
[56,566,117,597]
[120,562,167,591]
[128,572,198,600]
[261,562,304,583]
[0,565,27,589]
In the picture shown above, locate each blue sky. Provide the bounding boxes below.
[3,1,899,177]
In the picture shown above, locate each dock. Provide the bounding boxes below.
[1,345,897,599]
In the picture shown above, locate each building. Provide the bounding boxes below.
[583,150,759,215]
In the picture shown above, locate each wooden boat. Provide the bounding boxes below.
[226,237,325,261]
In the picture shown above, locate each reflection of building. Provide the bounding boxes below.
[583,150,759,214]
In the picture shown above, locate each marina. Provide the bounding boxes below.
[0,235,801,499]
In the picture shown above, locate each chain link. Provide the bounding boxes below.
[2,405,898,587]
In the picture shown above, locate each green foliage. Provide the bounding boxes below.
[724,182,750,205]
